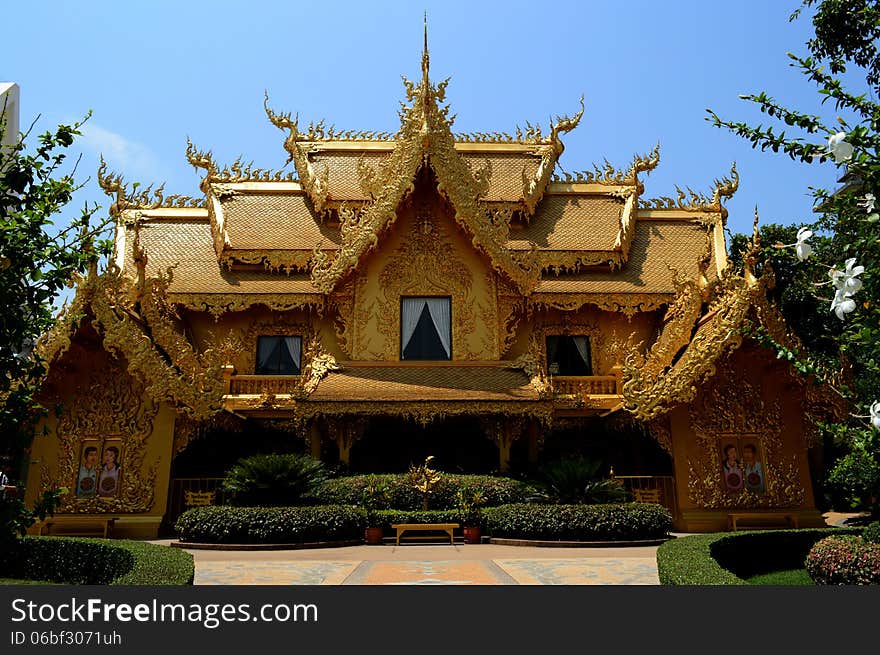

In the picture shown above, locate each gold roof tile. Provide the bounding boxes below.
[126,219,320,295]
[308,365,540,402]
[507,194,624,251]
[220,193,341,251]
[534,220,715,294]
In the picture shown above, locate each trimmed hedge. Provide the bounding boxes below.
[0,537,194,585]
[863,521,880,544]
[175,505,366,544]
[311,474,534,510]
[806,535,880,585]
[657,528,860,585]
[483,503,672,541]
[372,509,464,529]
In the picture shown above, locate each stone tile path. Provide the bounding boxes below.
[185,544,661,585]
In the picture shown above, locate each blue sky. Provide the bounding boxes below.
[3,0,865,238]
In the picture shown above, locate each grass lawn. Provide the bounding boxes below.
[746,569,813,586]
[0,578,55,585]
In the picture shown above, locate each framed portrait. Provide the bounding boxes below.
[719,436,766,495]
[75,440,101,498]
[96,440,123,499]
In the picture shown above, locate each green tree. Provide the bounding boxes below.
[0,108,111,482]
[709,0,880,515]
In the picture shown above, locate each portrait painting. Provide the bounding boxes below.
[75,440,101,498]
[96,440,123,499]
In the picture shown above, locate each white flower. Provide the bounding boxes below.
[828,132,854,162]
[830,289,857,320]
[795,227,813,261]
[858,193,876,213]
[829,258,865,295]
[871,401,880,431]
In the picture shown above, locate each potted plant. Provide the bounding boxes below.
[456,489,485,544]
[361,476,388,545]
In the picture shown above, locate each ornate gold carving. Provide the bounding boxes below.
[685,360,804,509]
[374,216,478,360]
[300,339,342,395]
[297,400,554,427]
[298,67,540,294]
[551,144,660,186]
[218,249,315,274]
[645,416,673,455]
[640,162,739,217]
[184,137,297,195]
[538,250,623,274]
[239,316,312,375]
[169,293,324,319]
[529,293,672,317]
[41,357,159,514]
[636,277,705,380]
[98,158,204,217]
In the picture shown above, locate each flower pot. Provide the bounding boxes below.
[365,527,384,545]
[463,526,481,544]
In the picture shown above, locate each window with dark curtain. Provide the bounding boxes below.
[546,335,592,376]
[255,336,302,375]
[401,297,451,360]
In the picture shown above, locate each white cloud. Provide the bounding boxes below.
[79,123,169,183]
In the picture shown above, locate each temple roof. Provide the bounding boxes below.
[307,364,540,402]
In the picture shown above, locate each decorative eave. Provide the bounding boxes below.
[527,292,674,317]
[275,46,547,295]
[639,162,739,220]
[621,218,799,420]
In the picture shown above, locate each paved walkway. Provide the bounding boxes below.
[152,542,661,585]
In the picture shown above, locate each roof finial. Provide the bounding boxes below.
[421,12,430,82]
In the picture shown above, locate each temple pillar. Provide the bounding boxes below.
[527,420,540,466]
[309,421,322,460]
[330,418,367,467]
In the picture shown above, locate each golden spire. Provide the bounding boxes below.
[421,12,430,84]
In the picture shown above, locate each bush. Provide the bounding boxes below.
[372,509,464,529]
[175,505,365,544]
[0,537,193,585]
[223,453,326,506]
[806,535,880,585]
[657,528,859,585]
[863,521,880,544]
[537,458,627,504]
[311,474,534,510]
[483,503,671,541]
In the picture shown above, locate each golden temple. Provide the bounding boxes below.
[26,36,838,535]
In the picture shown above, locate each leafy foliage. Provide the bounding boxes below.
[709,0,880,514]
[0,537,193,585]
[806,534,880,584]
[0,112,111,470]
[222,453,327,507]
[0,489,65,545]
[483,503,671,541]
[863,520,880,544]
[535,457,628,504]
[174,505,365,544]
[656,528,857,585]
[310,473,533,510]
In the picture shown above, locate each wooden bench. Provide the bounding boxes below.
[39,516,116,538]
[727,512,798,531]
[391,523,459,546]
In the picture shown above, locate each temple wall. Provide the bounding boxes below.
[345,195,499,361]
[26,345,177,539]
[669,344,823,532]
[505,306,658,372]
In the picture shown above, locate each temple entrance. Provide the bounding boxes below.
[348,416,498,473]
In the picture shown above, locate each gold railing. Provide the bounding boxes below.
[552,375,621,396]
[226,375,300,396]
[614,475,679,519]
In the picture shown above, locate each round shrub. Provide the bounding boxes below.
[483,503,672,541]
[223,453,327,506]
[311,474,534,510]
[175,505,366,544]
[806,535,880,585]
[0,537,193,585]
[862,521,880,544]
